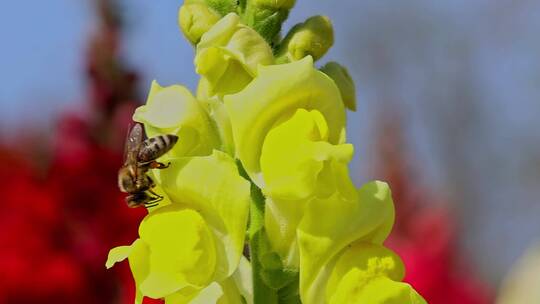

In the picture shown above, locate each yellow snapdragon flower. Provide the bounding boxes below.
[107,151,251,303]
[225,56,346,188]
[195,13,274,98]
[326,243,426,304]
[296,181,426,304]
[107,2,428,303]
[261,108,356,267]
[297,181,401,303]
[224,57,350,268]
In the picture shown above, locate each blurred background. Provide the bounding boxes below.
[1,0,539,303]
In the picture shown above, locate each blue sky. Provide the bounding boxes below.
[0,0,91,126]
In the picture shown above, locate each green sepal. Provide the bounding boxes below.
[277,279,301,304]
[201,0,238,16]
[241,3,293,43]
[248,182,279,304]
[254,229,298,290]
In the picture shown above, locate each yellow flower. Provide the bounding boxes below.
[195,13,274,98]
[199,97,236,155]
[225,56,349,270]
[106,151,251,303]
[261,108,356,267]
[224,56,346,188]
[164,257,253,304]
[108,1,429,302]
[261,108,353,201]
[297,181,396,303]
[133,81,220,157]
[326,243,426,304]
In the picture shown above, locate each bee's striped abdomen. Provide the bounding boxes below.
[138,134,178,162]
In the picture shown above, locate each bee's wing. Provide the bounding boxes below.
[123,123,144,165]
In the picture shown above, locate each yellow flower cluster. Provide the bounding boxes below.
[107,1,426,303]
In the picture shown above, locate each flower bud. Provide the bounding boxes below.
[278,15,334,62]
[178,3,221,44]
[203,0,238,16]
[252,0,296,9]
[321,62,356,111]
[195,13,273,97]
[242,0,296,43]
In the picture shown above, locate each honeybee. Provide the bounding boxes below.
[118,123,178,208]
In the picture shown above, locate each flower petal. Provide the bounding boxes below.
[129,239,151,304]
[231,257,253,304]
[264,196,304,268]
[326,242,405,302]
[196,13,273,97]
[165,282,224,304]
[199,97,235,155]
[260,108,353,201]
[224,56,346,186]
[105,245,132,269]
[133,81,219,157]
[298,181,395,304]
[160,151,251,281]
[330,276,426,304]
[104,240,151,304]
[139,206,217,298]
[196,47,254,96]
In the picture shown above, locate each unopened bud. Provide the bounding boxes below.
[321,62,356,111]
[278,15,334,61]
[252,0,296,9]
[178,3,221,44]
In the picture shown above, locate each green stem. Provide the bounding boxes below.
[237,160,279,304]
[249,183,279,304]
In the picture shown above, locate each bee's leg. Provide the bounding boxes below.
[145,202,159,208]
[147,188,162,199]
[149,161,171,169]
[137,162,152,170]
[144,194,163,208]
[137,160,170,169]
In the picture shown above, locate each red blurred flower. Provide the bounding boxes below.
[375,116,493,304]
[0,0,146,302]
